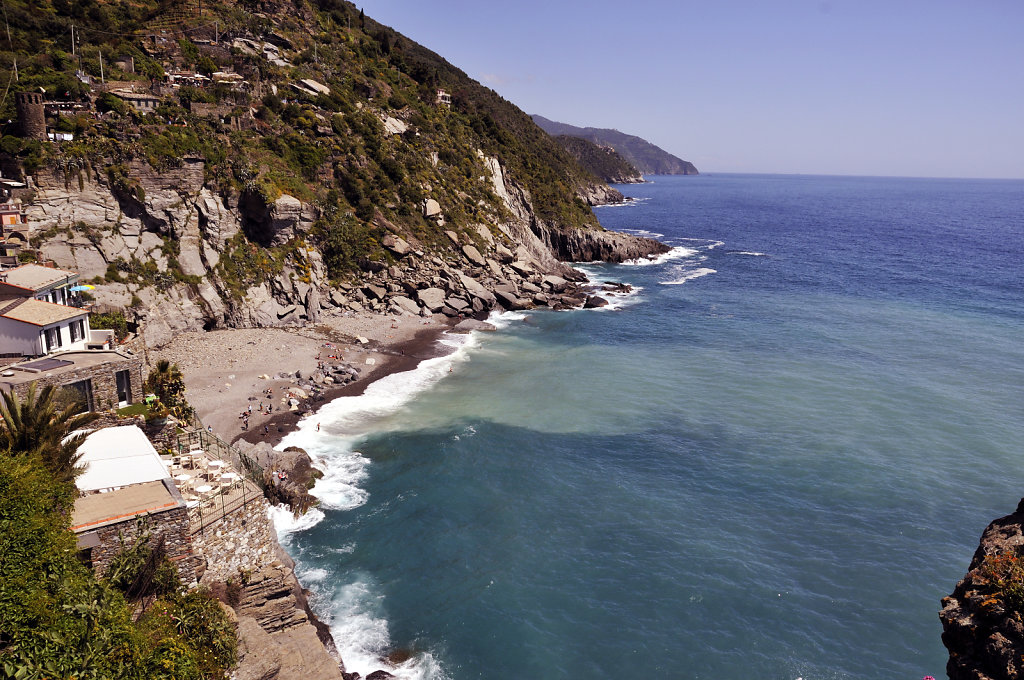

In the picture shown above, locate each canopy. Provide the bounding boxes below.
[76,426,170,492]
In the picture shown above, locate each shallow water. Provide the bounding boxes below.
[278,174,1024,679]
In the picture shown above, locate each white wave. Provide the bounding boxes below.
[587,283,645,312]
[616,227,664,239]
[487,309,528,330]
[269,503,325,542]
[730,250,767,256]
[621,245,699,266]
[329,578,450,680]
[704,240,725,251]
[296,566,330,583]
[661,267,717,285]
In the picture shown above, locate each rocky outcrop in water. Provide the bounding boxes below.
[941,499,1024,679]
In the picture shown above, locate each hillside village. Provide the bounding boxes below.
[0,1,674,677]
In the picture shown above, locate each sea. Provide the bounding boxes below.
[276,173,1024,680]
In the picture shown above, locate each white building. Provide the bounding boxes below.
[0,263,80,306]
[0,297,96,356]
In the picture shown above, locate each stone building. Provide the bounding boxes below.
[0,349,142,410]
[15,92,45,140]
[71,425,201,582]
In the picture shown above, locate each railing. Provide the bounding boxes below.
[174,428,267,491]
[187,478,261,535]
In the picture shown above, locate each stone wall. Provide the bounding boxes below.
[191,493,277,584]
[8,353,144,411]
[84,502,201,584]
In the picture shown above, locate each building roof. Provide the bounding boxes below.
[111,89,160,101]
[0,350,136,392]
[71,480,181,532]
[0,298,86,326]
[0,263,79,292]
[75,425,171,492]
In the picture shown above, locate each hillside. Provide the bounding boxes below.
[533,115,699,175]
[0,0,666,345]
[553,135,644,185]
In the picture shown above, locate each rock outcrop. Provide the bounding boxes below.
[23,148,663,351]
[941,499,1024,679]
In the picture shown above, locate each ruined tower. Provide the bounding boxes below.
[15,92,46,140]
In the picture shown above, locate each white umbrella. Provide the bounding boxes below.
[208,460,226,468]
[195,485,213,494]
[221,472,239,480]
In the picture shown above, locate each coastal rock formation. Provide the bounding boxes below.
[941,499,1024,679]
[24,152,661,345]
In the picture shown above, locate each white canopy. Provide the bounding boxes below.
[75,425,170,492]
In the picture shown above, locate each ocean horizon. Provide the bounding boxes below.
[275,173,1024,679]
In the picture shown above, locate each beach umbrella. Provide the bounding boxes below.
[69,285,94,291]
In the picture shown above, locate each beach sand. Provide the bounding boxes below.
[154,312,456,446]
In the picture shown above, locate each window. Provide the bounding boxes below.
[115,370,132,406]
[69,320,84,343]
[44,326,62,352]
[64,379,94,413]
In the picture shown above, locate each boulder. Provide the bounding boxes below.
[510,261,535,277]
[451,318,497,333]
[584,295,609,309]
[461,244,486,267]
[444,230,460,245]
[423,198,442,218]
[457,273,496,306]
[416,287,447,312]
[330,290,349,307]
[542,275,569,292]
[381,234,413,257]
[495,290,529,310]
[389,296,420,316]
[363,284,387,301]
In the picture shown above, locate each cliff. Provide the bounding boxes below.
[553,135,645,185]
[532,115,699,175]
[941,499,1024,679]
[5,0,667,346]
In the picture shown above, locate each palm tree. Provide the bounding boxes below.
[0,382,99,483]
[146,359,185,404]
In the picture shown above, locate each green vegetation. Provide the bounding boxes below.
[145,360,194,422]
[978,552,1024,618]
[0,400,235,677]
[554,135,643,184]
[89,309,130,341]
[0,383,98,484]
[0,0,611,290]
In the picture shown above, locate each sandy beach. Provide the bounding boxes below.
[155,312,457,447]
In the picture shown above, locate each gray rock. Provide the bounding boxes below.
[423,198,442,218]
[416,287,447,312]
[451,318,497,333]
[363,284,387,301]
[461,244,486,267]
[584,295,609,309]
[495,290,529,310]
[542,275,569,292]
[510,261,535,277]
[389,296,420,316]
[381,234,413,257]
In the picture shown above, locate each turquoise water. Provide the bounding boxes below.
[278,174,1024,679]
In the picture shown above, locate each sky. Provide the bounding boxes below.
[363,0,1024,178]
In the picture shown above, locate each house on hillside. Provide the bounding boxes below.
[0,298,96,356]
[436,89,452,107]
[0,263,80,306]
[71,425,199,581]
[110,89,161,113]
[0,349,141,410]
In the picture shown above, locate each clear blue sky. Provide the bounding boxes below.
[363,0,1024,178]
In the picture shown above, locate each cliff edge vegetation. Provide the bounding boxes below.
[0,0,666,348]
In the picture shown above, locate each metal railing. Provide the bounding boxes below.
[187,479,262,535]
[174,428,267,491]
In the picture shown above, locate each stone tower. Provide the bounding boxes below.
[15,92,46,140]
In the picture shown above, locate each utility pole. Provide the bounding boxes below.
[99,49,104,83]
[70,24,75,57]
[215,21,218,43]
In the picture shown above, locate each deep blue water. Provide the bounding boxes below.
[278,174,1024,680]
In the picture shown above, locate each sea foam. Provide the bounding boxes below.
[661,267,717,285]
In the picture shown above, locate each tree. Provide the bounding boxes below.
[0,383,99,484]
[145,360,193,421]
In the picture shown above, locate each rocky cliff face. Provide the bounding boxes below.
[25,151,664,347]
[941,499,1024,679]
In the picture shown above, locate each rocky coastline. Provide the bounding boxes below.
[941,499,1024,679]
